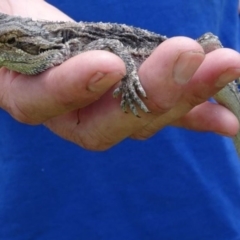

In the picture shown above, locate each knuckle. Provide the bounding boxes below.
[131,123,160,140]
[73,129,115,151]
[4,102,40,124]
[150,101,175,114]
[185,93,206,108]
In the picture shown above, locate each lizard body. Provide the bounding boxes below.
[0,13,239,155]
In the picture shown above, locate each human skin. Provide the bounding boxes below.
[0,0,240,150]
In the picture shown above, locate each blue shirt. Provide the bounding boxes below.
[0,0,240,239]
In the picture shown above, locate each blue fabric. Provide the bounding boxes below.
[0,0,240,239]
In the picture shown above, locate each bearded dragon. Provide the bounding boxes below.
[0,13,239,155]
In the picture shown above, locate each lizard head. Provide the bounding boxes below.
[0,13,65,74]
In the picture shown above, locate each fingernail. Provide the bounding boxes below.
[216,68,240,87]
[173,51,205,84]
[88,72,124,92]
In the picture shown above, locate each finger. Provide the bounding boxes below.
[138,36,205,113]
[0,50,125,124]
[184,48,240,100]
[45,37,205,150]
[131,48,240,139]
[172,101,239,136]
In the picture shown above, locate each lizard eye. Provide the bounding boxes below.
[39,48,45,53]
[7,37,16,45]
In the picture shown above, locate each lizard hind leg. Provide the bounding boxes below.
[83,38,150,116]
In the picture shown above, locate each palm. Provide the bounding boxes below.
[0,0,239,150]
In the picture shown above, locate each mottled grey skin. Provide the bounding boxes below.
[197,33,240,156]
[0,13,239,156]
[0,13,167,116]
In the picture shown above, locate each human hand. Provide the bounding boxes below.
[1,0,240,150]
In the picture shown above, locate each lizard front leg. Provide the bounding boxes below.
[80,38,150,116]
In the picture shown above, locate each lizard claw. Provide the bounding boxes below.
[113,75,150,116]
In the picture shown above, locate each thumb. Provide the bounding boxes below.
[0,50,125,124]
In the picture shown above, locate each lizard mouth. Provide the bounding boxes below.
[11,42,63,56]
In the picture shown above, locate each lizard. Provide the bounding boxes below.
[0,12,239,156]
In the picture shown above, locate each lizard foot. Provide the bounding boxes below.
[82,37,150,116]
[113,74,150,117]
